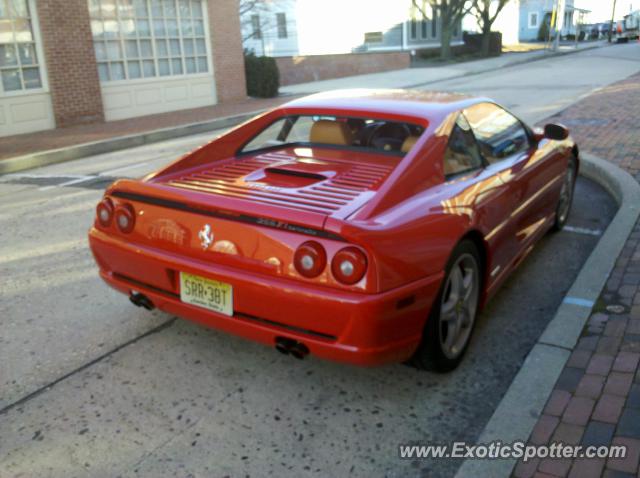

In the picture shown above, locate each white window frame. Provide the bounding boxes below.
[420,1,429,39]
[408,1,437,42]
[276,12,287,39]
[409,3,418,40]
[528,11,539,29]
[89,0,214,86]
[251,14,261,40]
[0,0,49,98]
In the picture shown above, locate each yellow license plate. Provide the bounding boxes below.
[179,272,233,317]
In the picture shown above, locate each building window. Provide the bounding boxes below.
[89,0,208,83]
[251,14,261,40]
[0,0,42,93]
[276,12,287,39]
[420,2,429,39]
[410,2,434,41]
[409,3,417,40]
[528,11,539,29]
[420,17,428,38]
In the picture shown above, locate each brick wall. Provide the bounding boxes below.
[37,0,104,127]
[275,52,411,86]
[208,0,247,102]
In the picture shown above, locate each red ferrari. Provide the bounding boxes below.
[89,89,578,372]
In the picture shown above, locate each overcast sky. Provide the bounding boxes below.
[575,0,636,22]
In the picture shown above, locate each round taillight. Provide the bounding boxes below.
[294,241,327,278]
[96,198,114,227]
[114,203,136,233]
[332,247,367,285]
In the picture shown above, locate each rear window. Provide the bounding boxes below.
[240,115,425,155]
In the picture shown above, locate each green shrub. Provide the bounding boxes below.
[244,51,280,98]
[537,19,550,41]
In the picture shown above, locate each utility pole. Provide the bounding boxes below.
[608,0,618,42]
[553,0,565,51]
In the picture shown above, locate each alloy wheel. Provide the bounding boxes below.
[557,164,575,225]
[438,253,480,360]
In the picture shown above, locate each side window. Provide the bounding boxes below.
[464,103,531,164]
[443,114,484,177]
[241,117,290,152]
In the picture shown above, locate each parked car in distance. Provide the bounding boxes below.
[580,23,597,39]
[89,89,578,372]
[615,12,640,42]
[597,22,612,36]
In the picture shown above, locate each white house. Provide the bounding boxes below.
[518,0,591,41]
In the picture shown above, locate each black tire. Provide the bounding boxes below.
[410,239,482,373]
[552,156,577,231]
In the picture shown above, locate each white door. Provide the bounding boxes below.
[0,0,54,138]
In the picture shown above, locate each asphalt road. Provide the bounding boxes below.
[0,43,637,477]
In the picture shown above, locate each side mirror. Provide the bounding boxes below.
[532,127,545,142]
[544,123,569,141]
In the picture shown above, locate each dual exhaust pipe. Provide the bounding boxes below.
[129,292,154,310]
[275,337,309,359]
[129,293,309,360]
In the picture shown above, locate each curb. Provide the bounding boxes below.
[455,153,640,478]
[406,42,608,90]
[0,110,262,175]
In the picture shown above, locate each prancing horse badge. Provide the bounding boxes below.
[198,224,214,250]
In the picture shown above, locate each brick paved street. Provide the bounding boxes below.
[546,74,640,182]
[514,72,640,478]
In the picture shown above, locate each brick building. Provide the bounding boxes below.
[0,0,246,138]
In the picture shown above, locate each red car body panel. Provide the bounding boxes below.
[88,90,577,366]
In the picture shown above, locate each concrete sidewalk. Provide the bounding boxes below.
[0,41,608,174]
[0,95,291,164]
[280,41,608,95]
[510,72,640,478]
[454,71,640,478]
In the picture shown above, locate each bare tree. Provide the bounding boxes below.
[472,0,510,56]
[412,0,474,60]
[239,0,295,53]
[239,0,269,44]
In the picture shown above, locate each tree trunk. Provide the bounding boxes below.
[481,25,492,56]
[440,23,453,60]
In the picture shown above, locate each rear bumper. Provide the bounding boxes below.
[89,227,443,366]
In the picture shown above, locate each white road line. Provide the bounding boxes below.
[99,161,151,176]
[0,173,87,182]
[39,176,96,191]
[563,225,603,236]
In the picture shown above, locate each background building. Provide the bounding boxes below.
[518,0,591,41]
[0,0,246,138]
[241,0,463,57]
[241,0,299,56]
[462,0,521,45]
